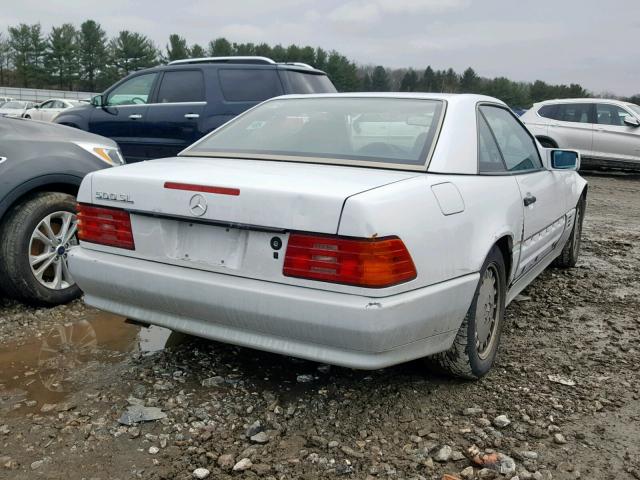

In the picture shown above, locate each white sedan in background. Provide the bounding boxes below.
[0,100,37,117]
[24,98,85,122]
[69,93,587,379]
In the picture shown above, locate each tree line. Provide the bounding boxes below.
[0,20,637,107]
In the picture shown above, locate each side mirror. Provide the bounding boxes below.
[548,149,580,171]
[91,95,105,107]
[623,115,640,127]
[34,104,40,109]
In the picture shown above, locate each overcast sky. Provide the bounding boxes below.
[2,0,639,95]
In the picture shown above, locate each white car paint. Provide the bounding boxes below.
[521,97,640,169]
[24,98,83,122]
[0,100,36,118]
[69,93,587,370]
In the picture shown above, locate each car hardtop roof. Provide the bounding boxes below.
[267,92,505,106]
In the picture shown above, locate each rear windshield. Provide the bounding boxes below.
[183,97,445,168]
[283,71,337,94]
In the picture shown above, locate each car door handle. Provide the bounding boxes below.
[128,114,143,120]
[184,113,200,119]
[523,194,537,207]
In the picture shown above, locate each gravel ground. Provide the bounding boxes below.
[0,173,638,480]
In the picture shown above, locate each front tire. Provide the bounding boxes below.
[553,195,585,268]
[0,192,81,306]
[432,246,507,379]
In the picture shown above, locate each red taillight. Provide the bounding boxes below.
[77,203,135,250]
[283,233,416,288]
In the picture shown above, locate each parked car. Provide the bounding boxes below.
[0,100,37,118]
[521,98,640,170]
[24,98,85,122]
[0,96,14,106]
[69,93,587,379]
[55,56,337,163]
[0,117,124,306]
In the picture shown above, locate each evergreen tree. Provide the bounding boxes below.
[443,68,459,93]
[460,67,479,93]
[270,44,286,62]
[30,23,47,87]
[371,65,390,91]
[325,52,359,92]
[109,31,158,76]
[8,24,37,87]
[189,43,205,58]
[46,23,78,89]
[0,33,10,85]
[314,48,327,70]
[400,69,418,92]
[166,34,189,62]
[233,42,255,55]
[208,37,232,56]
[78,20,107,91]
[361,72,372,91]
[420,66,435,92]
[299,46,315,66]
[254,43,272,58]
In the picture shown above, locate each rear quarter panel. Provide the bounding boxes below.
[338,174,524,290]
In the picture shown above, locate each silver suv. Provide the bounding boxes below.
[521,98,640,170]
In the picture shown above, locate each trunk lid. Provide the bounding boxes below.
[84,157,418,289]
[89,157,417,233]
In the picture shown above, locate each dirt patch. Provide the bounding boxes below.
[0,173,639,480]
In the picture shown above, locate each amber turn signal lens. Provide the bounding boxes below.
[283,233,416,288]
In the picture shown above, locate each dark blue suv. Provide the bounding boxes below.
[55,57,337,163]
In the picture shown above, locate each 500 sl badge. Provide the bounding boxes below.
[95,192,134,203]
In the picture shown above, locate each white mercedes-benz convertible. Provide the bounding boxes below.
[69,93,587,379]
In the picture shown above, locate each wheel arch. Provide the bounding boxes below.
[0,175,82,223]
[494,235,514,283]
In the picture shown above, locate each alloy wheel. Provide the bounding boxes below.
[28,211,78,290]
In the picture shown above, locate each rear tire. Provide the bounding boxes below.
[553,195,586,268]
[0,192,81,306]
[431,246,507,379]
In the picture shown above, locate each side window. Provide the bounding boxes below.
[218,69,283,102]
[157,70,205,103]
[480,105,542,172]
[556,103,592,123]
[596,104,631,126]
[106,73,157,106]
[478,112,506,173]
[538,104,559,120]
[52,100,65,108]
[40,101,54,109]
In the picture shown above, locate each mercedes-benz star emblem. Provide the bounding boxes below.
[189,194,207,216]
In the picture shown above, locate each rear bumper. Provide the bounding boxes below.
[69,248,478,369]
